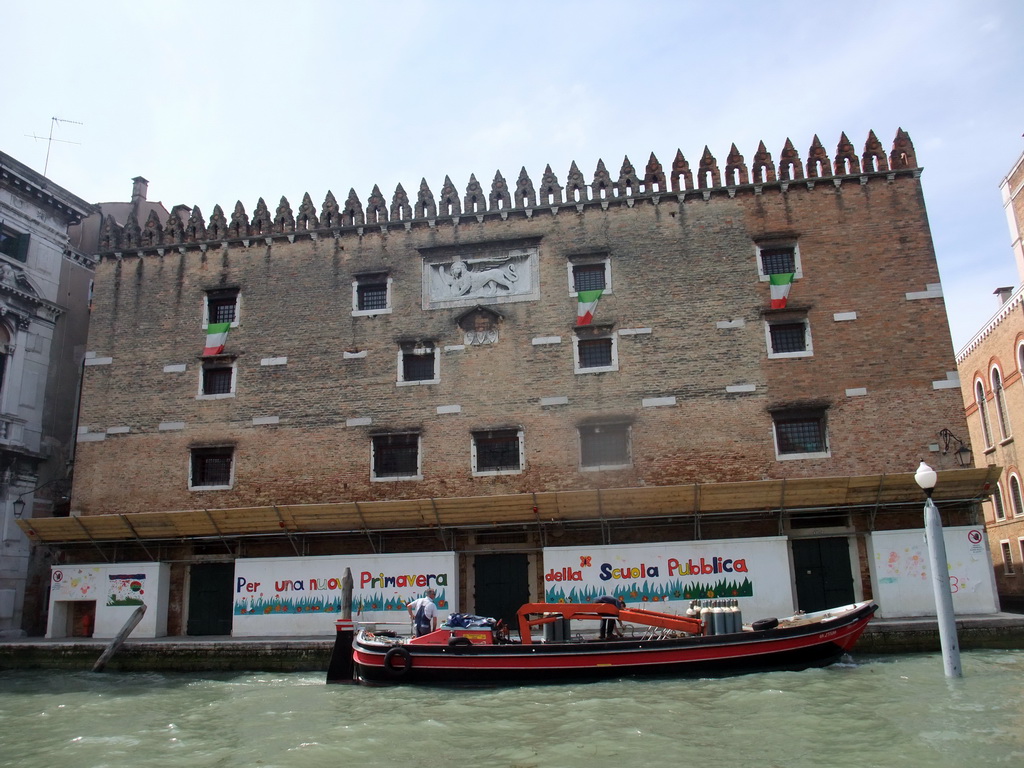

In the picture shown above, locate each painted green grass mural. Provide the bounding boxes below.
[544,579,752,604]
[234,590,449,616]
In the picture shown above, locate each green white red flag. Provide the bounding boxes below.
[769,273,795,309]
[203,322,230,356]
[577,289,603,325]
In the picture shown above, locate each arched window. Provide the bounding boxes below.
[992,367,1011,440]
[992,482,1006,521]
[1012,475,1024,518]
[976,379,993,448]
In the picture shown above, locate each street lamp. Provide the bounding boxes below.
[913,461,962,677]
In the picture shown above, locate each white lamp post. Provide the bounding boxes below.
[913,461,962,677]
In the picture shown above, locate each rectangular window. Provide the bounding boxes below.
[473,429,523,474]
[190,447,234,489]
[574,331,618,374]
[372,433,421,480]
[579,423,631,469]
[773,412,829,459]
[0,225,30,262]
[760,246,795,275]
[1001,540,1015,575]
[353,274,392,315]
[200,364,234,397]
[573,264,606,292]
[206,288,240,326]
[399,346,438,384]
[766,319,812,358]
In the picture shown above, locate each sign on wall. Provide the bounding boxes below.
[232,552,459,636]
[869,526,999,617]
[543,537,796,619]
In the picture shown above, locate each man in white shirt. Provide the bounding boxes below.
[407,588,438,636]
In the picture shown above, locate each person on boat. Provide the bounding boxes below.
[596,595,625,639]
[407,589,438,637]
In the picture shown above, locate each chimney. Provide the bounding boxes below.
[131,176,149,206]
[994,286,1014,305]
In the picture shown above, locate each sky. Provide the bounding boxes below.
[3,0,1022,352]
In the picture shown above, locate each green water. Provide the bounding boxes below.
[1,651,1022,767]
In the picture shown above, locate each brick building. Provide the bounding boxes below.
[21,129,999,638]
[956,147,1024,611]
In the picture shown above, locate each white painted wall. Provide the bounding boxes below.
[46,562,170,638]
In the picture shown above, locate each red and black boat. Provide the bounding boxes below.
[326,599,878,685]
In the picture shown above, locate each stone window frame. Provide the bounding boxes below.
[992,480,1007,521]
[573,328,618,374]
[203,287,241,329]
[198,359,236,400]
[578,421,632,471]
[0,224,30,262]
[371,432,422,482]
[471,427,525,476]
[352,273,393,317]
[397,344,439,386]
[975,377,994,450]
[764,314,813,359]
[755,240,803,282]
[1000,539,1015,575]
[990,364,1012,441]
[566,255,612,297]
[771,408,830,460]
[1010,472,1024,518]
[189,445,235,490]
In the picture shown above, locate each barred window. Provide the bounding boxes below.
[190,447,234,488]
[473,429,522,473]
[577,338,613,369]
[1001,540,1015,575]
[579,423,631,468]
[768,322,808,355]
[401,347,437,383]
[201,365,234,396]
[773,412,827,456]
[372,434,420,479]
[206,288,239,325]
[760,246,795,275]
[572,263,607,293]
[354,275,391,314]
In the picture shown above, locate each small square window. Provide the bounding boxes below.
[372,433,421,480]
[579,423,631,469]
[473,429,523,474]
[353,274,392,315]
[398,345,438,384]
[766,319,812,358]
[568,258,611,296]
[200,365,234,397]
[190,447,234,489]
[574,332,618,373]
[206,288,239,326]
[757,243,802,282]
[773,412,828,458]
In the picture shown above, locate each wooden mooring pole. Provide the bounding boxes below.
[92,604,147,673]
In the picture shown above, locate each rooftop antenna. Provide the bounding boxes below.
[24,117,83,176]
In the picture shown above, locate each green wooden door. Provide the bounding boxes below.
[792,537,855,613]
[187,562,235,636]
[473,553,530,626]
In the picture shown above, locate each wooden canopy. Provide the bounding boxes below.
[16,467,1000,546]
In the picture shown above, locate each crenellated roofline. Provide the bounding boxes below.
[93,129,920,259]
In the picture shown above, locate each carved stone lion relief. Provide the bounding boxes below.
[421,244,539,310]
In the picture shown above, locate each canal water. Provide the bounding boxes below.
[2,650,1022,768]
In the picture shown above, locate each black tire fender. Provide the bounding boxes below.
[383,646,413,676]
[751,617,779,632]
[447,636,473,653]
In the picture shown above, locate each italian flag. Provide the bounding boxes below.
[203,322,230,356]
[577,289,603,325]
[769,273,795,309]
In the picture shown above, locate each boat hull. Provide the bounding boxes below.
[340,601,877,685]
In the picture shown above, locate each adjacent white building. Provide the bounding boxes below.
[0,151,94,636]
